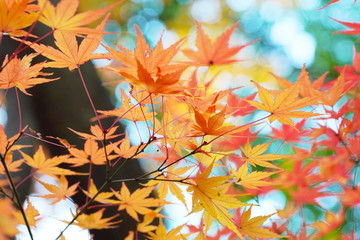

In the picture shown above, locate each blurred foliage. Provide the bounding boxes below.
[80,0,360,82]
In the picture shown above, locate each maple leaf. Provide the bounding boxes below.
[182,22,257,66]
[112,134,148,159]
[290,185,330,206]
[332,17,360,35]
[187,161,248,239]
[20,145,81,178]
[16,198,40,227]
[227,92,257,117]
[231,164,276,189]
[0,54,57,95]
[0,156,23,174]
[113,183,162,222]
[270,119,310,143]
[69,125,121,141]
[312,210,344,238]
[240,141,284,169]
[339,186,360,206]
[137,210,166,233]
[147,218,188,240]
[273,65,327,98]
[66,138,116,166]
[192,106,231,136]
[24,15,109,71]
[105,24,187,77]
[246,81,319,129]
[98,89,154,122]
[120,60,187,95]
[145,165,192,207]
[67,208,121,230]
[82,179,116,204]
[240,206,285,239]
[35,175,79,204]
[38,0,123,34]
[0,199,20,238]
[0,125,24,170]
[0,0,38,37]
[310,70,351,106]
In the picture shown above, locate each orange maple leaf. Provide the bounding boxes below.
[113,183,162,222]
[246,81,320,129]
[272,65,327,98]
[0,54,57,95]
[310,70,351,106]
[20,146,81,178]
[69,125,121,141]
[120,60,187,95]
[112,134,147,159]
[106,24,187,77]
[191,105,257,137]
[66,138,116,166]
[192,106,228,135]
[0,0,38,37]
[67,208,121,230]
[24,15,109,71]
[98,88,154,122]
[182,22,257,66]
[15,198,40,227]
[38,0,123,34]
[35,175,79,204]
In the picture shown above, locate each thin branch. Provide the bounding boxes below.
[77,66,103,129]
[0,133,33,240]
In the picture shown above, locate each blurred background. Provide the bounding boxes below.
[86,0,360,85]
[12,0,360,238]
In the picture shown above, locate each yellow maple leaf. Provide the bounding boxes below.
[137,210,166,233]
[38,0,122,34]
[240,141,284,169]
[69,125,120,141]
[0,0,38,37]
[145,165,192,208]
[113,183,162,222]
[35,175,79,204]
[24,15,109,71]
[246,81,319,129]
[67,208,121,230]
[240,206,285,239]
[187,161,248,239]
[15,198,40,227]
[231,164,276,189]
[20,145,81,178]
[147,218,188,240]
[82,179,116,204]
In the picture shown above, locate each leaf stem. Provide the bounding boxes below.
[15,88,23,133]
[77,66,103,130]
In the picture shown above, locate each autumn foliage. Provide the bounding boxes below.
[0,0,360,239]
